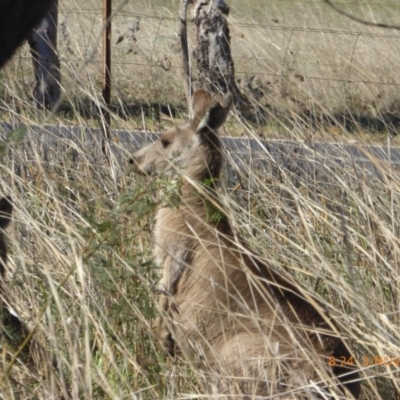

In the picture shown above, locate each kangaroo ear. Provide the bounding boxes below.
[0,197,12,229]
[191,89,212,129]
[196,92,232,133]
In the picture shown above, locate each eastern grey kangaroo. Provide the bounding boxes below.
[129,89,360,399]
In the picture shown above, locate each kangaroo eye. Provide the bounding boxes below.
[160,138,170,148]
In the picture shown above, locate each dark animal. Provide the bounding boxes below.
[0,196,12,276]
[0,196,26,334]
[130,89,361,399]
[0,0,54,67]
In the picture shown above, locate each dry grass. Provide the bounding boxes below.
[0,0,400,399]
[2,115,400,399]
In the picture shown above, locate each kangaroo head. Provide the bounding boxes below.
[129,89,232,180]
[0,196,12,277]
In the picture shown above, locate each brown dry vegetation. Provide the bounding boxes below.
[0,1,399,399]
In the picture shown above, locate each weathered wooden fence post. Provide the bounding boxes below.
[192,0,240,98]
[28,0,60,109]
[181,0,258,120]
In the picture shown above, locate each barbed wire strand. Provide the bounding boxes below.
[57,9,400,38]
[322,0,400,31]
[11,7,400,91]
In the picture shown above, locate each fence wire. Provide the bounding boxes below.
[4,1,400,128]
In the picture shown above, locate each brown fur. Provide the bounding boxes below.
[129,89,360,399]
